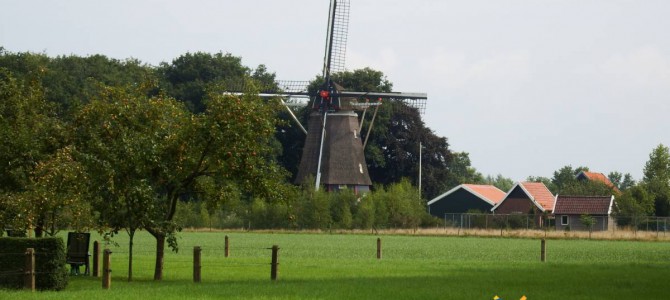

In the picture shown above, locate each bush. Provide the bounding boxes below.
[0,237,68,290]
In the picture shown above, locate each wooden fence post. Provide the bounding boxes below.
[102,249,111,289]
[193,246,202,283]
[24,248,35,291]
[270,245,279,281]
[376,238,382,259]
[541,239,546,262]
[92,241,100,277]
[225,235,229,258]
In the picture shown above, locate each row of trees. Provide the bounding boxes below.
[0,48,460,280]
[2,46,667,279]
[0,48,468,200]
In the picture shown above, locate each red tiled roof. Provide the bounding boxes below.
[520,182,555,211]
[578,171,621,193]
[553,195,613,215]
[463,184,506,204]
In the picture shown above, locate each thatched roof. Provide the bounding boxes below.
[295,111,372,187]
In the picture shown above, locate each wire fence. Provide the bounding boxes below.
[4,231,670,291]
[443,213,670,234]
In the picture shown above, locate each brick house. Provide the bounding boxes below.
[427,184,506,217]
[491,182,555,226]
[553,195,615,231]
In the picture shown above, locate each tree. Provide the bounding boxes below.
[0,68,71,235]
[74,83,189,280]
[370,179,426,229]
[74,82,291,280]
[449,152,485,186]
[24,146,92,237]
[551,165,589,193]
[580,214,596,238]
[44,54,155,114]
[559,180,616,197]
[614,184,655,218]
[608,171,636,191]
[642,144,670,216]
[158,52,276,113]
[485,174,514,192]
[0,49,155,116]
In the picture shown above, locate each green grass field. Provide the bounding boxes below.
[2,231,670,299]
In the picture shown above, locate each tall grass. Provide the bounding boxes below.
[2,231,669,299]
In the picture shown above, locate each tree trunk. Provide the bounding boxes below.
[34,226,43,238]
[128,230,135,281]
[153,234,165,280]
[34,217,44,238]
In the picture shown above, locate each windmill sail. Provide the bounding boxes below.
[225,0,428,193]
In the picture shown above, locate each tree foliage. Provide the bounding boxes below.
[608,171,636,191]
[0,49,155,115]
[642,144,670,216]
[75,80,291,279]
[551,165,589,194]
[485,174,514,192]
[158,52,276,113]
[614,184,655,217]
[0,68,84,236]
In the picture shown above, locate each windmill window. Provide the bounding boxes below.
[359,163,363,174]
[561,215,569,226]
[353,130,358,138]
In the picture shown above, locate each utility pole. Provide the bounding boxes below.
[419,142,422,199]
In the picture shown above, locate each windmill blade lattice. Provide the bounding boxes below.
[323,0,349,77]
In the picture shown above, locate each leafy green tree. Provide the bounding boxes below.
[45,55,154,114]
[295,181,332,229]
[0,49,50,84]
[353,195,376,229]
[74,82,291,280]
[371,179,426,229]
[608,171,636,191]
[25,146,92,237]
[642,144,670,216]
[158,52,275,113]
[614,184,655,217]
[0,68,70,235]
[329,189,356,229]
[485,174,514,192]
[0,49,155,116]
[580,214,596,238]
[449,152,485,186]
[560,180,616,196]
[551,165,589,193]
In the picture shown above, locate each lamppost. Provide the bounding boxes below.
[419,142,422,200]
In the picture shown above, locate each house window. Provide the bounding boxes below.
[561,215,569,226]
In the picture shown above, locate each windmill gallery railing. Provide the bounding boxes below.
[444,213,670,233]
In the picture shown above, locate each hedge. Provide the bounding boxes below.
[0,237,68,290]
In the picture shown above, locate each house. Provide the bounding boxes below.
[553,195,615,231]
[427,184,506,217]
[491,181,555,226]
[576,171,620,194]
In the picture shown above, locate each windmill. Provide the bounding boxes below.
[234,0,427,193]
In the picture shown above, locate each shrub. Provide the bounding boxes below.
[0,237,68,290]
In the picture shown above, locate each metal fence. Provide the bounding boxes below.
[444,213,670,233]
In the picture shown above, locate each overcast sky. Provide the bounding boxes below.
[2,0,669,182]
